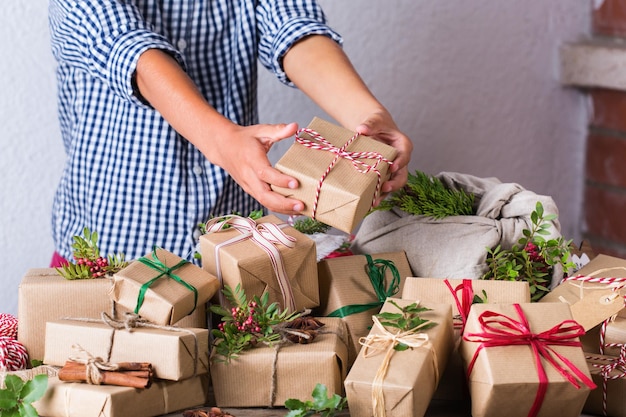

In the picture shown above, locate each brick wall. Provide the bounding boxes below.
[585,1,626,257]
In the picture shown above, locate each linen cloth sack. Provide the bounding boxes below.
[351,171,564,286]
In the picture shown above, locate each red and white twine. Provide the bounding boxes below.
[204,215,297,312]
[295,128,393,220]
[586,343,626,416]
[0,313,28,372]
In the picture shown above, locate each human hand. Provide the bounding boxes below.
[206,122,305,215]
[354,111,413,204]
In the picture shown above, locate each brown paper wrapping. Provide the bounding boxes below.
[200,214,319,311]
[344,298,454,417]
[604,316,626,356]
[315,251,413,366]
[110,248,219,326]
[210,317,348,407]
[34,374,209,417]
[583,352,626,417]
[460,303,593,417]
[17,269,206,361]
[272,117,397,233]
[43,319,208,381]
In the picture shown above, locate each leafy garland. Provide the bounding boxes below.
[375,170,475,219]
[482,201,575,301]
[0,374,47,417]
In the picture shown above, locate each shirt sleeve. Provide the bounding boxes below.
[256,0,343,86]
[48,0,185,107]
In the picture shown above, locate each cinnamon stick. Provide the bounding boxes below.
[58,361,153,389]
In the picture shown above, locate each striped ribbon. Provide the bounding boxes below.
[561,274,626,354]
[204,215,297,312]
[463,304,596,417]
[295,128,393,220]
[586,343,626,416]
[0,314,29,372]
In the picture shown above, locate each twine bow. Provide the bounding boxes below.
[67,344,119,385]
[359,315,437,417]
[204,215,297,312]
[295,128,393,220]
[444,279,474,332]
[134,248,197,315]
[327,255,400,318]
[587,343,626,416]
[463,304,596,417]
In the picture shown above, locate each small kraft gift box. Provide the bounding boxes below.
[271,117,397,234]
[583,346,626,417]
[344,298,454,417]
[315,251,413,366]
[109,247,220,326]
[17,268,207,361]
[460,302,595,417]
[200,214,318,312]
[209,317,348,407]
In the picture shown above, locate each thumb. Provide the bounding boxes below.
[259,122,299,146]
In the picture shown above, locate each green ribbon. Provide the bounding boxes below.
[327,254,401,318]
[134,248,198,315]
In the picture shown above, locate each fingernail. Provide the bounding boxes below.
[293,202,304,212]
[288,180,298,189]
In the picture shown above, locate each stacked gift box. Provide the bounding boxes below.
[7,117,626,417]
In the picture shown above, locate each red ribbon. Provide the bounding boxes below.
[463,304,596,417]
[295,128,393,220]
[444,279,474,332]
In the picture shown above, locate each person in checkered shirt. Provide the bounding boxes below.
[48,0,412,265]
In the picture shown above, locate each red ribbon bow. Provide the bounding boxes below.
[295,128,393,220]
[444,279,474,332]
[463,304,596,417]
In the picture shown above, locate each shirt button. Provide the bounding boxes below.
[177,39,188,51]
[192,165,203,176]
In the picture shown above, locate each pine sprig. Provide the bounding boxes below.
[376,170,475,218]
[292,218,331,234]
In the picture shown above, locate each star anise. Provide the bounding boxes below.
[280,316,325,344]
[182,407,235,417]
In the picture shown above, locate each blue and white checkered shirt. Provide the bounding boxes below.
[48,0,342,261]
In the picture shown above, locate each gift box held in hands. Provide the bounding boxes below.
[200,214,318,312]
[109,247,219,326]
[344,298,454,417]
[460,303,595,417]
[272,117,397,234]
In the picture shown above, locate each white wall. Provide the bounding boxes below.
[0,1,590,315]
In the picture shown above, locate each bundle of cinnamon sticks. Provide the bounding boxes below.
[58,360,154,389]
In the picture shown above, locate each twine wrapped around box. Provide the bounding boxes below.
[585,343,626,417]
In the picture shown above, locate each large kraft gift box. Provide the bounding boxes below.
[460,303,595,417]
[344,298,454,417]
[210,317,348,407]
[401,277,530,402]
[110,248,219,326]
[271,117,397,234]
[199,214,318,312]
[18,268,206,361]
[315,251,413,365]
[540,254,626,353]
[34,374,209,417]
[583,351,626,417]
[43,318,208,381]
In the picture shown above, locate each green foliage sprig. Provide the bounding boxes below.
[375,300,437,351]
[198,210,264,235]
[375,170,475,218]
[285,383,347,417]
[482,201,575,301]
[210,284,301,362]
[0,374,47,417]
[56,227,128,280]
[292,218,331,235]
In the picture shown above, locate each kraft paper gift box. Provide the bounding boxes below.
[34,374,209,417]
[344,298,454,417]
[43,317,209,381]
[401,277,530,401]
[200,214,318,312]
[583,350,626,417]
[314,251,413,366]
[209,317,348,407]
[604,316,626,356]
[110,247,219,326]
[18,268,207,362]
[272,117,397,234]
[460,303,595,417]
